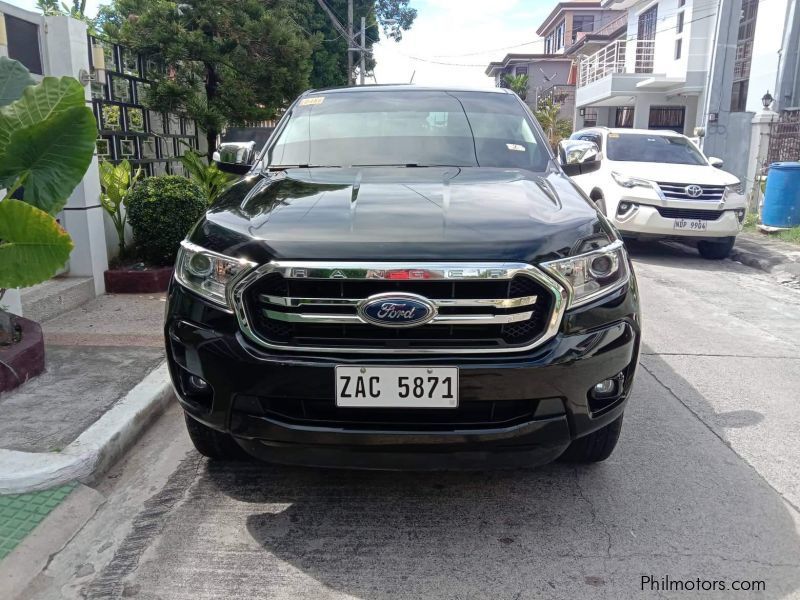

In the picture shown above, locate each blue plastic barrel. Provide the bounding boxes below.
[762,162,800,227]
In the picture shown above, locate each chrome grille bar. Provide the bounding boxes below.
[656,182,726,201]
[259,294,538,309]
[263,309,535,325]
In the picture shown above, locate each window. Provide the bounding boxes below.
[582,108,598,128]
[606,133,705,165]
[545,35,553,54]
[635,5,658,73]
[730,0,759,111]
[674,38,682,60]
[677,11,684,34]
[648,106,686,133]
[572,15,595,42]
[555,21,566,50]
[266,91,551,172]
[5,15,43,75]
[515,66,529,76]
[615,107,634,128]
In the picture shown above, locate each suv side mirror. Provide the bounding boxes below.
[215,141,257,175]
[708,156,724,169]
[558,140,601,176]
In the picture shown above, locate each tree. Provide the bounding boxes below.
[98,0,316,158]
[535,97,572,149]
[503,74,529,100]
[283,1,416,88]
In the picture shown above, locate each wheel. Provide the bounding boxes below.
[184,412,246,460]
[560,415,623,463]
[697,236,735,260]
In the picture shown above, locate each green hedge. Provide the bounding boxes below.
[127,175,206,266]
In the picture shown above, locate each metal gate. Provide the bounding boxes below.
[767,109,800,167]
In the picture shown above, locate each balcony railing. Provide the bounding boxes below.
[540,84,575,113]
[578,40,626,86]
[577,39,655,87]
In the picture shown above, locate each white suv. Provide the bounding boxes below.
[559,127,746,259]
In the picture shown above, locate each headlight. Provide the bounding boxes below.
[726,181,744,195]
[611,171,653,189]
[175,241,257,308]
[541,239,630,308]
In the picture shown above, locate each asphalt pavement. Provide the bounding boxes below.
[14,242,800,600]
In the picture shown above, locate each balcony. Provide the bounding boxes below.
[578,40,656,87]
[540,84,575,121]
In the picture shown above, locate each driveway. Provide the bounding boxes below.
[20,243,800,600]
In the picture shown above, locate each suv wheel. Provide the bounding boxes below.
[697,236,735,260]
[559,415,623,463]
[184,412,246,460]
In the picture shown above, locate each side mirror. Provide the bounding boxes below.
[708,156,724,169]
[215,141,257,175]
[558,140,601,176]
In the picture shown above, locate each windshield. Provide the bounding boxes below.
[264,90,550,172]
[606,133,707,165]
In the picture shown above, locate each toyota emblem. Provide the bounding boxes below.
[685,184,703,198]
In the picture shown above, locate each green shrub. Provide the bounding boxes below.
[126,175,206,266]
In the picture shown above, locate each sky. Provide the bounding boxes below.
[5,0,551,88]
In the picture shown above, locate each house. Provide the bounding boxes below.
[537,1,625,55]
[485,54,574,119]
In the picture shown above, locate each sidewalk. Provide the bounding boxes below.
[0,293,172,562]
[731,231,800,288]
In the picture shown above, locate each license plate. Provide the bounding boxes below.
[335,366,458,408]
[673,218,708,231]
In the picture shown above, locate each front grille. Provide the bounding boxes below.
[234,264,561,353]
[656,207,724,220]
[234,395,551,431]
[656,182,726,201]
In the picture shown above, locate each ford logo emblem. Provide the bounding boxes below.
[357,293,437,328]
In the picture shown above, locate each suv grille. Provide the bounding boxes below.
[233,263,563,354]
[656,182,726,201]
[656,207,724,220]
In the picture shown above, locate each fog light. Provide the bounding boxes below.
[188,375,209,391]
[735,209,746,223]
[593,379,616,396]
[617,201,635,217]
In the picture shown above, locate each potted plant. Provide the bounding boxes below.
[103,175,206,293]
[0,57,97,392]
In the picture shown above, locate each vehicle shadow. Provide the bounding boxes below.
[201,355,800,599]
[624,239,748,275]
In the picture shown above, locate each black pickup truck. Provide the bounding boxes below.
[165,85,641,469]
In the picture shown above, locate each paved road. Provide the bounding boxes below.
[20,243,800,600]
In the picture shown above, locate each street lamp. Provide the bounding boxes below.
[761,90,774,110]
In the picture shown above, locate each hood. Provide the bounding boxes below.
[609,161,740,185]
[192,167,606,264]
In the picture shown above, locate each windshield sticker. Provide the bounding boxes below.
[608,132,620,138]
[299,96,325,106]
[506,143,526,152]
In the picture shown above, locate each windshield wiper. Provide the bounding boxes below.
[351,163,464,168]
[266,164,342,171]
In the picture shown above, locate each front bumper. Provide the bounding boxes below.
[165,280,641,469]
[613,204,743,239]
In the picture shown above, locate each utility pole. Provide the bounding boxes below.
[347,0,354,86]
[360,16,366,85]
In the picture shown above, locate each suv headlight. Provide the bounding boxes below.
[541,239,630,308]
[726,181,744,195]
[175,241,257,308]
[611,171,653,189]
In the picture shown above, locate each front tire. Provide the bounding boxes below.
[184,412,246,460]
[697,236,735,260]
[560,415,623,463]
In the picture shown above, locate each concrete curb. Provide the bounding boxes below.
[0,362,173,494]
